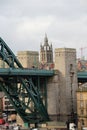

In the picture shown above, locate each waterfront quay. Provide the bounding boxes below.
[0,121,67,130]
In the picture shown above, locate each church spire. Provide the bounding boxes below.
[44,33,48,46]
[40,34,53,64]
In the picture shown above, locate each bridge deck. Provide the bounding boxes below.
[77,71,87,82]
[77,71,87,79]
[0,68,54,76]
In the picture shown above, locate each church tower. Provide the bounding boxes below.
[40,34,53,65]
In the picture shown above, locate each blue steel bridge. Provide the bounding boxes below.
[77,71,87,83]
[0,37,54,124]
[0,37,86,125]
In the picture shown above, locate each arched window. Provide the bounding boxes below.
[81,119,84,125]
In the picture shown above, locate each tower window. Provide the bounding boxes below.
[80,109,84,115]
[81,119,84,125]
[59,53,60,56]
[70,64,73,71]
[44,46,46,50]
[47,46,49,50]
[80,100,84,108]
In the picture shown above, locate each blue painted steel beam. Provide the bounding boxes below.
[0,37,52,124]
[0,68,54,76]
[77,71,87,83]
[77,72,87,79]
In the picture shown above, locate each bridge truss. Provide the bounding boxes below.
[0,38,54,124]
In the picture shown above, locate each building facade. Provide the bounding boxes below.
[17,51,39,68]
[0,58,8,68]
[0,60,15,114]
[3,96,15,112]
[77,84,87,130]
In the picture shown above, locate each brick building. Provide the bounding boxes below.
[77,83,87,130]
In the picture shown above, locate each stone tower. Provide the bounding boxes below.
[17,51,39,68]
[54,48,78,121]
[40,34,53,64]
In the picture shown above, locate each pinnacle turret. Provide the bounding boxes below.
[44,33,48,46]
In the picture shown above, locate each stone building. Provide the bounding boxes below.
[0,58,8,68]
[77,84,87,130]
[47,48,78,122]
[16,41,78,125]
[77,59,87,71]
[17,51,39,68]
[0,59,14,114]
[40,34,54,69]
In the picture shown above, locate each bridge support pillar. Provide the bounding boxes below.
[47,48,78,122]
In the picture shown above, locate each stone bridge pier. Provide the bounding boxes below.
[47,48,78,122]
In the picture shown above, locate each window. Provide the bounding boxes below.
[80,94,83,100]
[81,109,84,115]
[80,100,84,108]
[44,46,46,50]
[47,46,49,50]
[81,119,84,125]
[5,101,10,105]
[5,97,8,99]
[85,100,87,108]
[70,64,73,71]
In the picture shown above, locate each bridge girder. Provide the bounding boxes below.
[0,37,51,124]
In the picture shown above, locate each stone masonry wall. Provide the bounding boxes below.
[47,71,60,120]
[47,48,78,122]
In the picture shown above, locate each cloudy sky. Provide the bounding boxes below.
[0,0,87,58]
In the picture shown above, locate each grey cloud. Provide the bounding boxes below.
[0,0,87,58]
[0,0,82,19]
